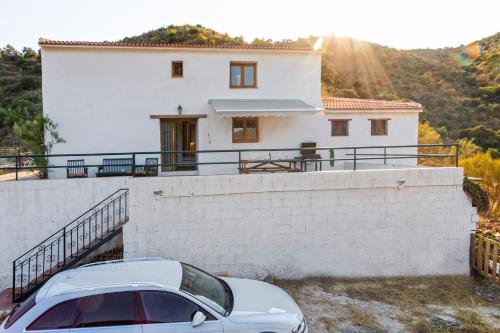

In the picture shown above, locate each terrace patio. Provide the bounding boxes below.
[0,143,459,181]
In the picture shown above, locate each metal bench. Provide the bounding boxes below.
[96,158,133,177]
[67,159,88,178]
[134,157,159,177]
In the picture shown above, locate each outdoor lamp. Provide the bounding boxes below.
[177,104,183,114]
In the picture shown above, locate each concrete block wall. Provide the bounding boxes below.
[124,167,477,279]
[0,177,128,289]
[0,168,477,290]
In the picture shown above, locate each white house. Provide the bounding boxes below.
[39,39,422,178]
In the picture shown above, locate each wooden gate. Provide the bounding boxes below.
[471,234,500,286]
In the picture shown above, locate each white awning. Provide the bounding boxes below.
[209,99,324,117]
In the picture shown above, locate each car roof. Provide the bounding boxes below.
[36,258,182,302]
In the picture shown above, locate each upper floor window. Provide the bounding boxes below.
[230,62,256,88]
[370,119,389,136]
[330,119,350,136]
[232,117,259,143]
[172,61,183,78]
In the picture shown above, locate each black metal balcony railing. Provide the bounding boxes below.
[0,144,459,180]
[12,189,129,302]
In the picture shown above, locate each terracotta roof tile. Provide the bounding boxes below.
[38,39,313,51]
[322,97,422,111]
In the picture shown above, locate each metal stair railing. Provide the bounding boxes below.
[12,188,129,302]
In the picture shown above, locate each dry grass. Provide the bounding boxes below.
[347,304,381,331]
[413,311,495,333]
[337,276,488,310]
[414,319,453,333]
[456,310,497,333]
[274,276,500,333]
[276,275,493,311]
[318,317,336,332]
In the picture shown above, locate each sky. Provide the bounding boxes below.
[1,0,499,50]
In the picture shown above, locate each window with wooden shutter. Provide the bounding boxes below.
[232,117,259,143]
[370,119,389,136]
[330,119,350,136]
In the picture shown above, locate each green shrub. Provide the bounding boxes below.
[335,88,359,98]
[17,75,40,90]
[478,85,498,97]
[463,178,489,213]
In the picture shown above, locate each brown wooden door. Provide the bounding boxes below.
[160,119,197,171]
[160,120,176,171]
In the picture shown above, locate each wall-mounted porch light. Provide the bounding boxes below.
[177,104,183,115]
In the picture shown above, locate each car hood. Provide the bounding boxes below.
[222,277,303,324]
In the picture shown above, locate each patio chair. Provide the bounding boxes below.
[67,159,88,178]
[134,157,159,177]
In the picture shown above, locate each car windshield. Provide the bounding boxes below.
[180,263,233,316]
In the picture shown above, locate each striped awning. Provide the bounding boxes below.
[209,99,324,117]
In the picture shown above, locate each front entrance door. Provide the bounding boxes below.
[160,119,197,171]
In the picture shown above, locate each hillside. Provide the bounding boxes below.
[321,33,499,144]
[0,46,41,146]
[0,25,498,151]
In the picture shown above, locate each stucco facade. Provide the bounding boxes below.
[40,43,420,177]
[0,167,477,288]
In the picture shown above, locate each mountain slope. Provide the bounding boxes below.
[321,33,499,139]
[0,46,41,146]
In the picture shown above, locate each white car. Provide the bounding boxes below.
[1,258,307,333]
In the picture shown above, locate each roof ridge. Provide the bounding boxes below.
[321,96,423,111]
[38,38,313,51]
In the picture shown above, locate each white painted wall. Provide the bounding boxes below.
[198,111,419,175]
[0,168,477,289]
[41,46,419,178]
[123,168,477,279]
[0,177,127,289]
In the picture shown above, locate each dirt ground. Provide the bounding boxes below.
[0,275,497,332]
[0,170,37,181]
[273,275,500,333]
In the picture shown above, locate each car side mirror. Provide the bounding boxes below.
[192,311,206,327]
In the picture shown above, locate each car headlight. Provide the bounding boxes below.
[292,319,307,333]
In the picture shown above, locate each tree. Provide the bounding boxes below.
[460,153,500,216]
[21,47,38,60]
[418,122,454,166]
[376,91,399,100]
[457,138,481,159]
[459,125,500,151]
[1,44,20,60]
[251,38,273,46]
[334,88,359,98]
[196,32,208,43]
[1,106,64,178]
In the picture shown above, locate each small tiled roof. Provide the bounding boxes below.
[322,97,422,111]
[38,38,313,51]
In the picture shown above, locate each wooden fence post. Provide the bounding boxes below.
[484,238,491,277]
[476,236,483,274]
[471,235,500,286]
[492,242,498,284]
